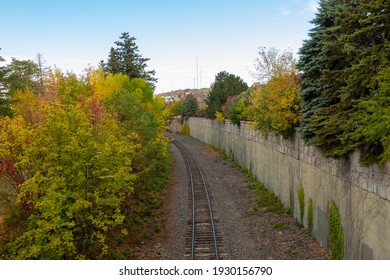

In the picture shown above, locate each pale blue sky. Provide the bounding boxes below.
[0,0,318,93]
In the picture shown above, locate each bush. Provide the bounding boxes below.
[329,202,344,260]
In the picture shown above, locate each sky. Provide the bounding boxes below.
[0,0,319,94]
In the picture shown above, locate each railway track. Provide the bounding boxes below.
[173,139,225,260]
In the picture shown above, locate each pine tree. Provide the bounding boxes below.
[297,0,346,152]
[339,0,390,162]
[101,32,157,88]
[205,71,248,118]
[181,94,199,119]
[0,49,12,116]
[298,0,390,162]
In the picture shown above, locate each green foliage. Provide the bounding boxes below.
[0,57,40,116]
[1,103,135,259]
[162,99,185,127]
[329,202,344,260]
[104,77,168,189]
[307,199,314,234]
[341,67,390,164]
[241,168,288,215]
[181,94,198,119]
[100,32,157,88]
[298,186,305,223]
[167,99,184,117]
[0,98,14,117]
[227,89,254,125]
[0,58,40,95]
[298,0,390,162]
[205,71,248,118]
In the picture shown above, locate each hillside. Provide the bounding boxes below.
[157,88,210,106]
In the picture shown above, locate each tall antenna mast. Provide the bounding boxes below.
[200,68,202,89]
[196,57,199,89]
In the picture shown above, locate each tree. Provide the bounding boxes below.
[338,1,390,162]
[1,55,41,117]
[181,94,199,119]
[0,53,14,117]
[0,70,169,259]
[0,58,40,96]
[250,70,301,138]
[0,103,135,259]
[205,71,248,118]
[297,0,345,148]
[35,53,48,95]
[298,0,390,162]
[100,32,157,88]
[252,46,296,83]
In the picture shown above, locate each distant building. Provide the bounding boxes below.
[159,88,210,106]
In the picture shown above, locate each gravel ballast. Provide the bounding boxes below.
[134,133,329,260]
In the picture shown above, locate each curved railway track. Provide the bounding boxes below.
[172,139,225,260]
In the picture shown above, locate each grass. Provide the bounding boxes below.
[285,249,298,256]
[212,145,290,215]
[273,222,286,230]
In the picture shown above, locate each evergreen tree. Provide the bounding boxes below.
[181,94,199,119]
[0,49,13,116]
[298,0,390,162]
[205,71,248,118]
[1,58,40,95]
[297,0,346,151]
[1,56,40,117]
[339,0,390,162]
[101,32,157,88]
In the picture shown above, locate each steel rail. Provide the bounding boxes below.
[173,139,219,260]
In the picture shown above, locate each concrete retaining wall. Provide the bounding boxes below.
[188,117,390,259]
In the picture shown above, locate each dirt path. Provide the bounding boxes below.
[134,133,329,259]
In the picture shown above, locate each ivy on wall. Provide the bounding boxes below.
[329,201,344,260]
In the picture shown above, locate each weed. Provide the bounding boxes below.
[273,222,286,229]
[307,199,314,234]
[298,185,305,223]
[285,249,298,256]
[179,124,190,136]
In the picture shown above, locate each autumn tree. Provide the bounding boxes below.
[0,68,169,259]
[253,46,296,83]
[100,32,157,88]
[249,47,301,137]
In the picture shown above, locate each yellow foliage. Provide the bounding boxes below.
[215,111,225,122]
[87,69,129,100]
[12,89,42,125]
[0,70,170,259]
[179,124,190,136]
[250,73,301,137]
